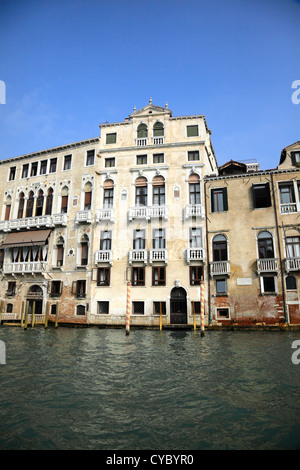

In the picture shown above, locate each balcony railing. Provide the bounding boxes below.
[94,250,112,265]
[0,214,67,231]
[136,138,148,147]
[284,257,300,272]
[128,205,168,221]
[184,204,205,219]
[187,247,205,264]
[3,261,46,274]
[149,249,168,264]
[129,249,148,264]
[152,137,164,145]
[52,213,68,226]
[280,203,297,214]
[75,210,92,224]
[210,261,230,276]
[256,258,278,273]
[96,208,115,223]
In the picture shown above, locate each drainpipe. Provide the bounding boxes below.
[204,179,211,325]
[270,172,288,323]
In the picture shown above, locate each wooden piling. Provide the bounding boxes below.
[21,301,25,327]
[0,300,3,325]
[24,301,29,330]
[200,281,205,337]
[192,300,196,331]
[31,301,36,328]
[159,301,162,331]
[55,302,59,328]
[125,281,131,335]
[44,302,49,329]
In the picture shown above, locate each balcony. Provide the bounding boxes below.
[256,258,278,273]
[149,249,168,264]
[3,261,46,274]
[210,261,230,277]
[129,249,147,264]
[284,257,300,272]
[94,250,112,265]
[128,205,168,221]
[186,247,205,264]
[152,137,164,145]
[52,213,68,226]
[75,210,92,224]
[280,203,297,214]
[96,208,115,223]
[136,138,148,147]
[0,215,52,232]
[184,204,205,219]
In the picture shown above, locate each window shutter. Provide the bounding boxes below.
[223,188,228,211]
[71,281,77,295]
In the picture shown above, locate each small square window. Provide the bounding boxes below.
[76,305,86,316]
[106,133,117,144]
[188,151,200,161]
[132,301,144,315]
[97,301,109,314]
[86,150,95,166]
[261,276,276,294]
[105,157,115,168]
[153,153,164,164]
[137,154,147,165]
[217,308,230,319]
[187,125,199,137]
[153,301,166,315]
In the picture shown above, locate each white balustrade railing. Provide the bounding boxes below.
[280,203,297,214]
[210,261,230,276]
[129,249,148,264]
[136,138,148,147]
[257,258,278,272]
[128,205,168,221]
[285,257,300,272]
[75,210,92,223]
[184,204,205,219]
[152,137,164,145]
[149,249,168,264]
[187,247,205,263]
[94,250,112,265]
[96,208,115,223]
[52,213,68,226]
[3,261,46,274]
[0,214,67,231]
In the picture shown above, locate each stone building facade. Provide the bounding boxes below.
[0,101,299,327]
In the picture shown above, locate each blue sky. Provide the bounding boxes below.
[0,0,299,169]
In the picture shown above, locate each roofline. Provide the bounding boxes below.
[204,166,300,181]
[0,137,100,165]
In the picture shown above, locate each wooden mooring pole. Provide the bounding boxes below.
[31,301,36,328]
[55,302,59,328]
[200,281,205,337]
[21,301,25,327]
[192,300,196,331]
[24,301,29,330]
[125,281,131,335]
[159,301,162,331]
[44,302,49,329]
[0,300,3,325]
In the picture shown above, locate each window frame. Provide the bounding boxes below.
[211,187,228,212]
[131,266,145,287]
[106,133,117,144]
[152,266,166,286]
[86,149,95,166]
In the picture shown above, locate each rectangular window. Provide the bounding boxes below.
[100,230,112,251]
[61,195,68,213]
[136,154,147,165]
[86,150,95,166]
[40,160,47,175]
[73,280,86,298]
[153,301,166,315]
[6,281,16,297]
[191,301,201,315]
[132,267,145,286]
[136,185,147,206]
[133,229,145,250]
[31,162,38,177]
[216,278,227,295]
[22,164,29,178]
[106,133,117,144]
[279,183,295,204]
[50,281,62,297]
[153,229,165,249]
[57,245,64,267]
[261,276,277,294]
[187,125,199,137]
[96,267,110,286]
[9,167,16,181]
[132,301,144,315]
[286,237,300,258]
[252,183,271,208]
[217,308,230,319]
[188,151,200,161]
[152,266,166,286]
[189,266,203,285]
[97,301,109,314]
[103,188,114,208]
[153,153,164,164]
[189,228,202,247]
[211,188,228,212]
[291,151,300,166]
[105,157,115,168]
[64,154,72,170]
[49,158,57,173]
[84,191,92,210]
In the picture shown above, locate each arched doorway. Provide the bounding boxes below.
[170,287,187,324]
[27,285,43,315]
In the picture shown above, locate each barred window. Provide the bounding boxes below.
[97,301,109,314]
[132,301,144,315]
[153,301,166,315]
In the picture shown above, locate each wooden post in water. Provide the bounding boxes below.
[21,301,25,327]
[200,281,205,337]
[55,302,59,328]
[44,301,49,329]
[0,300,3,325]
[24,301,29,330]
[159,301,162,331]
[125,281,131,335]
[31,301,36,328]
[192,300,196,331]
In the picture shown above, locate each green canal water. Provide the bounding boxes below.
[0,326,300,450]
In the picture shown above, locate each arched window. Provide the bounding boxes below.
[84,182,92,210]
[6,303,13,313]
[26,191,34,217]
[103,179,114,208]
[61,186,68,214]
[188,174,200,205]
[213,234,228,261]
[137,123,148,139]
[45,188,53,215]
[258,231,274,259]
[18,192,25,219]
[81,234,89,266]
[286,275,297,290]
[56,237,64,267]
[35,189,44,216]
[5,196,11,221]
[152,175,165,206]
[76,304,86,316]
[135,177,147,206]
[153,121,164,137]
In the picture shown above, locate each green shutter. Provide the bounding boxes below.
[106,133,117,144]
[187,125,199,137]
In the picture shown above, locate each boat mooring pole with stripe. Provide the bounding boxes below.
[125,281,131,335]
[200,280,205,337]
